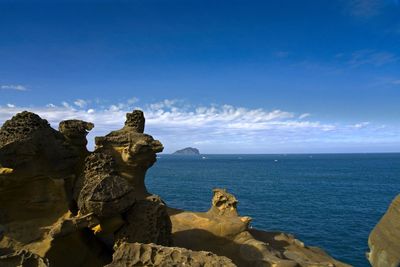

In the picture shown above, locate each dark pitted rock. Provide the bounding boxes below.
[0,111,50,148]
[0,111,106,267]
[125,110,145,133]
[115,195,172,247]
[173,147,200,155]
[77,152,136,217]
[105,242,236,267]
[367,194,400,267]
[0,111,77,176]
[0,249,50,267]
[59,119,94,147]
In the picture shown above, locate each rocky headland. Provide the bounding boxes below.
[172,147,200,155]
[0,110,350,266]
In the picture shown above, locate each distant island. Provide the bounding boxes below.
[172,147,200,155]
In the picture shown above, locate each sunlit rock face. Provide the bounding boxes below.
[0,110,350,267]
[170,188,351,267]
[368,194,400,267]
[105,242,236,267]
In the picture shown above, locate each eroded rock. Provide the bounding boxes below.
[105,242,236,267]
[115,195,172,247]
[367,194,400,267]
[170,188,350,267]
[0,110,350,267]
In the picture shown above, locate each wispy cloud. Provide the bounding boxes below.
[273,51,290,59]
[392,80,400,85]
[0,99,397,153]
[299,113,311,119]
[73,99,87,108]
[1,84,27,91]
[344,0,400,18]
[345,0,385,18]
[347,50,398,67]
[352,121,370,129]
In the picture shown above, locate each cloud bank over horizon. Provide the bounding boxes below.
[0,98,398,153]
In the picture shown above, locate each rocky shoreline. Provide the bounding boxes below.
[0,110,353,266]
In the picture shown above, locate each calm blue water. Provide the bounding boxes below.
[146,153,400,267]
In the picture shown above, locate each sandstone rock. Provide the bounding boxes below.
[59,119,94,148]
[367,194,400,267]
[0,111,80,178]
[0,111,109,267]
[0,250,50,267]
[105,242,236,267]
[124,109,145,133]
[93,111,163,199]
[115,195,172,247]
[76,152,136,218]
[170,188,350,267]
[0,110,350,267]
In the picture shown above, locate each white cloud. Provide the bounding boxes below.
[1,84,27,91]
[6,104,15,108]
[127,97,139,104]
[74,99,87,108]
[0,99,396,153]
[299,113,311,119]
[352,122,370,129]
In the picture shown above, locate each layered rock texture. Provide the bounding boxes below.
[0,110,349,267]
[367,194,400,267]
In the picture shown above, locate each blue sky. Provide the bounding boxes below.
[1,0,400,153]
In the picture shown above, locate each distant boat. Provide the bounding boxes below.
[202,156,207,159]
[274,159,278,162]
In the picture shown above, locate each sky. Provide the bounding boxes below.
[0,0,400,153]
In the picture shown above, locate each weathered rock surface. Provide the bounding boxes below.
[367,194,400,267]
[0,110,349,267]
[172,147,200,155]
[76,152,136,217]
[170,189,350,267]
[115,195,172,247]
[105,242,236,267]
[0,250,50,267]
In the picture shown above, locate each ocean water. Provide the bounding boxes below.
[146,153,400,267]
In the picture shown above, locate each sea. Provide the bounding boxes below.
[146,153,400,267]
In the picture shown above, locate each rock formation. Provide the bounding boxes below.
[0,110,349,267]
[169,189,350,267]
[105,242,235,267]
[367,194,400,267]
